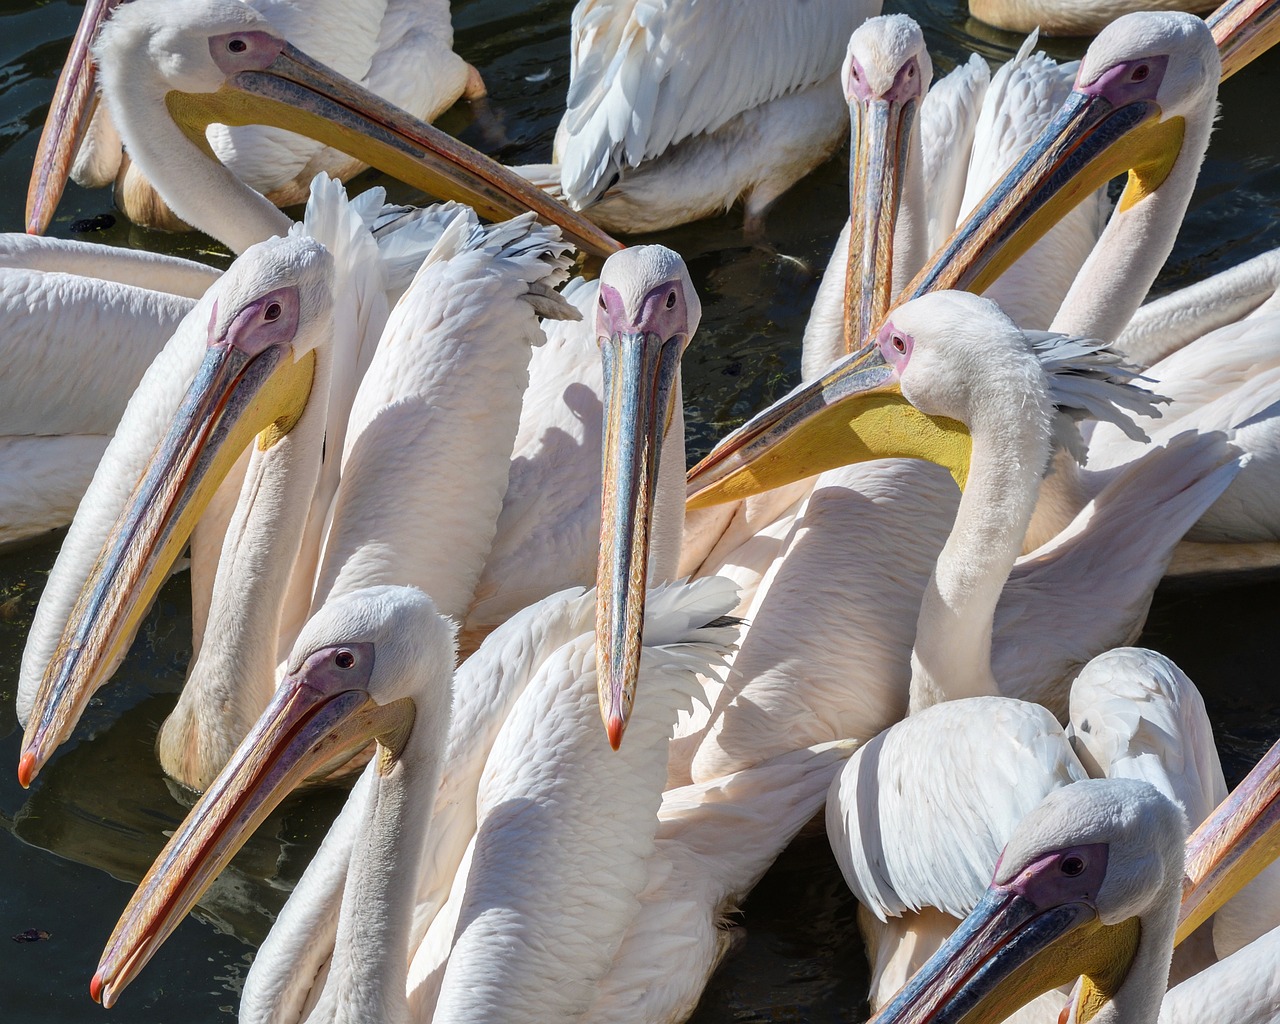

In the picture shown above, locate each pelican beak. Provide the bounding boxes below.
[165,39,620,258]
[867,877,1140,1024]
[685,338,969,509]
[1176,736,1280,944]
[91,642,413,1008]
[899,61,1187,306]
[595,319,685,749]
[26,0,122,234]
[843,79,918,353]
[1210,0,1280,81]
[18,291,316,789]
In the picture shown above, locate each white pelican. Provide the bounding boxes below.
[521,0,882,234]
[91,578,855,1022]
[688,289,1266,1010]
[863,777,1280,1024]
[454,244,700,746]
[77,0,617,258]
[28,0,487,233]
[16,206,578,792]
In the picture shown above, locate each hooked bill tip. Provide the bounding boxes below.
[17,750,36,789]
[90,970,104,1004]
[606,713,625,751]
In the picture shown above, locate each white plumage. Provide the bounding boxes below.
[535,0,882,233]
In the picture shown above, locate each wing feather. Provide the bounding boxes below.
[559,0,879,204]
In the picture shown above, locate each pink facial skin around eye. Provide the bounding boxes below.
[876,320,912,372]
[215,287,301,357]
[846,54,924,105]
[596,280,690,347]
[209,30,286,76]
[1000,843,1110,909]
[1075,54,1169,105]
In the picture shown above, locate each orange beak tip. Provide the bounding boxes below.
[90,970,105,1004]
[17,750,36,789]
[606,713,625,751]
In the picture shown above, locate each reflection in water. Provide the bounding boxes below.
[0,0,1277,1021]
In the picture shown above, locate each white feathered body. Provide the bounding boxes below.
[542,0,882,233]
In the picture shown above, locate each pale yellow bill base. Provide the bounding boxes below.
[1176,734,1280,944]
[843,94,917,353]
[91,652,413,1007]
[863,885,1140,1024]
[17,342,315,789]
[686,81,1186,509]
[25,0,122,234]
[595,329,683,748]
[161,41,622,259]
[1209,0,1280,81]
[684,347,970,510]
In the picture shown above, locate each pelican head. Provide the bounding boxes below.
[841,15,931,353]
[905,10,1219,303]
[92,584,455,1008]
[28,0,619,257]
[868,778,1185,1024]
[595,245,700,748]
[686,291,1037,507]
[18,235,334,788]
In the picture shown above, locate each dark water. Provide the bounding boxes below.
[0,0,1278,1020]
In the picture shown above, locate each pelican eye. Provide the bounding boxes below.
[599,292,606,309]
[906,65,915,78]
[227,38,248,54]
[665,290,677,309]
[1061,855,1086,877]
[334,650,356,670]
[892,333,907,354]
[264,302,282,322]
[1131,64,1149,82]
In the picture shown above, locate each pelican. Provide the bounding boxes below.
[687,290,1254,1011]
[16,206,579,792]
[863,777,1280,1024]
[91,578,855,1022]
[461,245,699,746]
[520,0,882,234]
[29,0,487,233]
[22,0,616,257]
